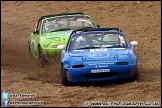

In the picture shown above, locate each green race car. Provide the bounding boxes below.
[28,12,99,67]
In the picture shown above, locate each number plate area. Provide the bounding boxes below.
[91,69,110,73]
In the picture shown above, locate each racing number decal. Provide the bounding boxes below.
[31,37,37,50]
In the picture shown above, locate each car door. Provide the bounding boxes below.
[30,19,42,57]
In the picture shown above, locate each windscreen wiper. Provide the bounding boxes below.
[104,45,121,48]
[76,47,90,50]
[50,28,72,32]
[89,46,101,49]
[76,46,100,50]
[72,27,94,31]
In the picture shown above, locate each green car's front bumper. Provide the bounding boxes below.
[42,48,62,62]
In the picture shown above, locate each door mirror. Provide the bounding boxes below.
[130,41,138,46]
[130,41,138,49]
[57,45,66,50]
[33,30,39,35]
[97,25,100,28]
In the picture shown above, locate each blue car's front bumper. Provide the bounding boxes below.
[65,65,136,82]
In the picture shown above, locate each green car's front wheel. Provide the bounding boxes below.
[28,42,33,58]
[38,46,48,67]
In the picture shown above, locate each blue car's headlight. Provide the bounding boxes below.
[118,54,129,59]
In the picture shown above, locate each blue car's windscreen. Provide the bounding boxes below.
[69,32,127,50]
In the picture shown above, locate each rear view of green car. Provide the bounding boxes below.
[28,12,99,67]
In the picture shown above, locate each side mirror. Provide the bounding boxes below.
[97,25,100,28]
[130,41,138,49]
[33,30,39,35]
[57,45,66,50]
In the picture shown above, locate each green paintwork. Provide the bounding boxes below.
[28,30,73,62]
[28,14,97,62]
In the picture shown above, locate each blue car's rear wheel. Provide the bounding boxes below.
[61,65,69,86]
[38,46,47,67]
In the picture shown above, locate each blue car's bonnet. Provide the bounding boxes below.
[69,48,130,61]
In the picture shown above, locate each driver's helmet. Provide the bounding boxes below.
[75,36,86,47]
[119,35,126,47]
[44,23,55,31]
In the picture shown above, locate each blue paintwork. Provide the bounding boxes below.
[60,30,137,83]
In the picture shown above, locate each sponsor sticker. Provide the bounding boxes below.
[90,48,107,52]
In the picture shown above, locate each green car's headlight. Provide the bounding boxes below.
[52,45,58,48]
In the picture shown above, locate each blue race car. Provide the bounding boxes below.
[57,28,138,85]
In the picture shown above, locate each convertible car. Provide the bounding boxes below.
[57,28,138,85]
[28,12,100,66]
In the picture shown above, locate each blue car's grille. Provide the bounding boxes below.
[72,64,85,68]
[116,62,128,65]
[84,72,118,78]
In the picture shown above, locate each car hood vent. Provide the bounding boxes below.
[72,64,85,68]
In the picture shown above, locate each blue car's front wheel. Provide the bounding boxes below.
[132,68,139,81]
[128,67,139,82]
[61,65,69,86]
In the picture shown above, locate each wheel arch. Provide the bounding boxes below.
[38,43,41,50]
[38,44,41,48]
[61,62,69,73]
[38,44,43,57]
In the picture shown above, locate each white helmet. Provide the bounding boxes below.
[75,36,86,47]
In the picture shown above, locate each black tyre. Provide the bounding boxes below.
[127,67,139,82]
[38,46,47,67]
[28,42,33,58]
[132,68,139,82]
[61,65,69,86]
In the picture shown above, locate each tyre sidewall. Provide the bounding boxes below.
[38,46,46,67]
[61,65,69,86]
[28,43,33,58]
